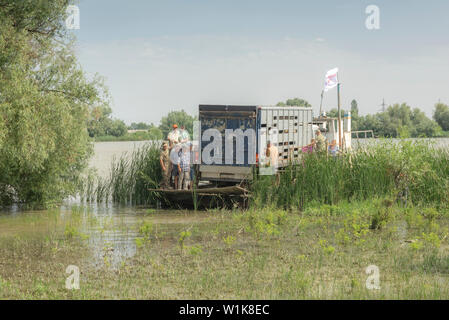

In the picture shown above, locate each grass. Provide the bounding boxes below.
[252,139,449,210]
[1,201,449,299]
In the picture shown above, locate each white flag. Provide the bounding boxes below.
[324,67,339,92]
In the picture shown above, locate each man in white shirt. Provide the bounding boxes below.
[179,125,190,143]
[167,124,180,148]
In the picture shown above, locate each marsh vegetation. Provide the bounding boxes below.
[2,138,449,299]
[1,201,449,299]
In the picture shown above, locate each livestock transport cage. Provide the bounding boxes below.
[198,104,314,184]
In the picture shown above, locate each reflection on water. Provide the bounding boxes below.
[66,202,212,268]
[1,201,211,269]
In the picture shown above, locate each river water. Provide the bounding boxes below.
[89,140,152,178]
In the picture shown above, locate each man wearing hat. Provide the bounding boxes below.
[159,141,171,189]
[167,124,180,148]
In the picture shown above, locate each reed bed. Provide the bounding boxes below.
[79,142,161,205]
[81,139,449,209]
[252,139,449,210]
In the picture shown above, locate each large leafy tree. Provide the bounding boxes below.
[433,103,449,131]
[0,0,109,206]
[87,105,127,137]
[148,125,163,141]
[159,110,195,139]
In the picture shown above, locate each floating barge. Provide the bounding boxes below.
[148,185,250,209]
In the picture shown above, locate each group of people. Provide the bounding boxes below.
[159,124,196,190]
[160,126,340,190]
[303,129,339,156]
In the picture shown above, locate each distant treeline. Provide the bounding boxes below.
[100,99,449,142]
[88,108,195,141]
[277,98,449,138]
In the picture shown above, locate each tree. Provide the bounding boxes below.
[129,122,151,130]
[87,106,127,137]
[0,0,109,206]
[350,100,359,130]
[276,98,312,108]
[159,110,195,139]
[326,108,344,118]
[356,103,441,138]
[148,126,163,141]
[106,119,127,137]
[350,99,359,117]
[433,103,449,131]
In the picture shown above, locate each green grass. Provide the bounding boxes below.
[252,139,449,210]
[1,201,449,299]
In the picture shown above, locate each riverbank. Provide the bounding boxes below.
[1,200,448,299]
[93,132,153,142]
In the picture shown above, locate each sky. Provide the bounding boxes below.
[73,0,449,125]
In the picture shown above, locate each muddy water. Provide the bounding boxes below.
[0,202,212,268]
[66,204,211,268]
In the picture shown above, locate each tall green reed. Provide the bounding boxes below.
[81,142,162,205]
[251,139,449,210]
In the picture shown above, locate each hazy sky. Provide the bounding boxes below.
[74,0,449,125]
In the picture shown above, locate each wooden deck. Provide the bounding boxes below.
[148,185,249,208]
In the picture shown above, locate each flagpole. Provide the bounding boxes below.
[319,90,324,117]
[337,82,342,149]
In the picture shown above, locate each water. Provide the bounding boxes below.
[352,137,449,149]
[59,203,210,268]
[89,140,152,178]
[0,140,185,268]
[0,201,211,268]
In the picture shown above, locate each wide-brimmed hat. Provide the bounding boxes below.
[173,124,178,128]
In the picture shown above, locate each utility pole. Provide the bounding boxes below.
[381,98,386,112]
[319,90,324,117]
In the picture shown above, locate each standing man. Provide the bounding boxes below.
[170,141,182,189]
[189,142,196,190]
[178,144,191,190]
[315,129,327,154]
[168,124,180,148]
[266,141,279,169]
[159,141,171,189]
[266,140,280,184]
[180,125,190,143]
